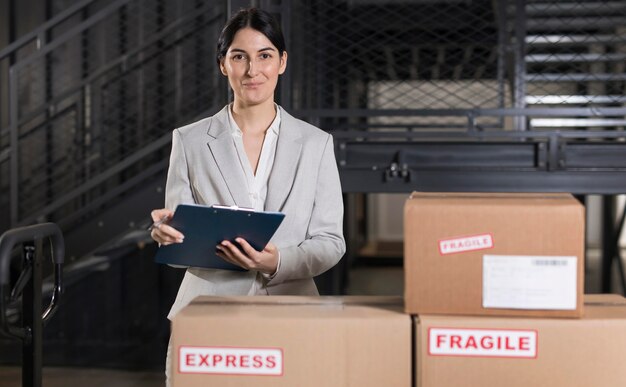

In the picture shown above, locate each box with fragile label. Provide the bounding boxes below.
[171,296,411,387]
[404,192,585,318]
[415,295,626,387]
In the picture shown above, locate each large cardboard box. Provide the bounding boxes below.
[404,192,585,318]
[415,294,626,387]
[171,296,411,387]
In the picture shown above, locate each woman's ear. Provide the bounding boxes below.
[278,51,288,75]
[220,59,228,76]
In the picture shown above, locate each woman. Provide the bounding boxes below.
[150,5,345,326]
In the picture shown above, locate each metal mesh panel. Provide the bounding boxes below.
[287,0,626,131]
[289,0,509,129]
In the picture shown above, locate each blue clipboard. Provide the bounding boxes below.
[154,204,285,271]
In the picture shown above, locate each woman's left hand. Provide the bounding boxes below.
[216,238,279,275]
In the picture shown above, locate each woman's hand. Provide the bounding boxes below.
[150,208,184,245]
[216,238,279,275]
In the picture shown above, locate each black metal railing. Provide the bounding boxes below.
[0,1,228,235]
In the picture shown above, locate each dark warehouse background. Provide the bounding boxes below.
[1,0,626,372]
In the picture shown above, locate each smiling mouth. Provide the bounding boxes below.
[243,82,262,87]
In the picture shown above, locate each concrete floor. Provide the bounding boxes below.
[0,367,164,387]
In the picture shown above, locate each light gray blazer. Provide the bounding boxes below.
[165,105,345,318]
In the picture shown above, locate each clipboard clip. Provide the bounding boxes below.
[212,204,255,212]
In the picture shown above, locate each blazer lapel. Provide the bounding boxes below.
[206,107,252,208]
[265,110,303,212]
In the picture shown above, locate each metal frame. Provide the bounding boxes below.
[602,198,626,294]
[329,126,626,194]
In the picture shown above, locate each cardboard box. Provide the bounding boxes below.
[415,294,626,387]
[404,192,585,318]
[171,296,411,387]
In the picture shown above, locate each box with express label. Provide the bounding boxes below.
[171,296,411,387]
[415,294,626,387]
[404,192,585,318]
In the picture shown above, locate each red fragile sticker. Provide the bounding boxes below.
[178,346,284,376]
[428,327,538,359]
[438,234,494,255]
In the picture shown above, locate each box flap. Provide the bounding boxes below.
[409,191,575,200]
[175,296,406,321]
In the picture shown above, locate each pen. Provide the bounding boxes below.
[148,215,169,231]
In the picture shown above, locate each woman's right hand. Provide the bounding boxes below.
[150,208,184,245]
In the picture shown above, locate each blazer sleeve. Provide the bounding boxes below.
[266,134,346,285]
[165,128,195,210]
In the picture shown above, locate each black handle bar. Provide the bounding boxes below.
[0,223,64,339]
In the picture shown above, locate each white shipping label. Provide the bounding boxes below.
[428,327,538,358]
[483,255,577,310]
[178,346,283,376]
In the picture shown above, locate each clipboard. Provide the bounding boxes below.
[154,204,285,271]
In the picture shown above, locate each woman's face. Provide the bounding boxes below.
[220,27,287,108]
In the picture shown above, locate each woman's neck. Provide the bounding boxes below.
[231,99,277,135]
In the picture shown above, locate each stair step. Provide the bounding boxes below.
[525,2,626,16]
[526,34,626,46]
[526,73,626,82]
[530,118,626,128]
[526,95,626,105]
[526,17,626,31]
[526,53,626,63]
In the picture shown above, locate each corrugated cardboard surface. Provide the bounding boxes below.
[404,192,585,317]
[171,296,411,387]
[415,295,626,387]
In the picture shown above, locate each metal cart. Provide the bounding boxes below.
[0,223,64,387]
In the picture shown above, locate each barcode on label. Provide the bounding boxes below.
[533,259,568,266]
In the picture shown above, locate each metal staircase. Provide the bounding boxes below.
[0,0,228,252]
[0,0,229,368]
[523,0,626,129]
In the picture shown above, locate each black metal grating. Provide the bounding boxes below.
[287,0,625,131]
[289,0,509,130]
[523,0,626,108]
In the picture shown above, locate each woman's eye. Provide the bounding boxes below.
[260,53,271,59]
[232,54,245,61]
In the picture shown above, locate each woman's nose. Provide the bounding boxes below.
[247,59,259,76]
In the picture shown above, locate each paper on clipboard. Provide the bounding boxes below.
[154,204,285,271]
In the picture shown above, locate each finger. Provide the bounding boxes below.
[151,222,183,239]
[152,228,176,243]
[158,224,185,241]
[216,245,246,268]
[234,238,260,257]
[220,240,247,259]
[152,227,182,244]
[215,246,232,261]
[263,242,277,253]
[152,233,176,245]
[151,230,171,245]
[220,241,253,265]
[151,209,172,222]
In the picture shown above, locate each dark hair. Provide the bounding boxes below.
[216,8,286,65]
